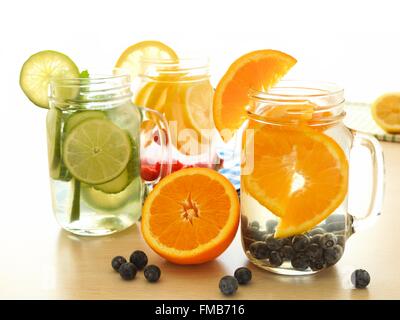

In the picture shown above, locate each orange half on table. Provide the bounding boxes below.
[141,168,240,264]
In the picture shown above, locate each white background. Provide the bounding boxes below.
[0,0,398,230]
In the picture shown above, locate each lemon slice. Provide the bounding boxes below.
[184,80,214,133]
[371,93,400,133]
[63,118,131,184]
[20,50,80,108]
[115,41,177,80]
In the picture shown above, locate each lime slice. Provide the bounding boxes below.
[20,50,80,108]
[63,118,131,184]
[94,141,139,193]
[65,111,107,133]
[46,108,62,178]
[82,177,141,211]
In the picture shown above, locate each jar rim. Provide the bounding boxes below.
[247,80,345,127]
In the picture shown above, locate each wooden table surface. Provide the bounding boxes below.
[1,142,398,300]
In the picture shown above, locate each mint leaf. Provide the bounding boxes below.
[79,70,90,78]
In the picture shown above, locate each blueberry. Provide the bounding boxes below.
[308,228,325,236]
[309,258,325,271]
[111,256,127,272]
[336,235,346,247]
[306,243,323,259]
[351,269,370,289]
[249,241,270,259]
[236,189,241,198]
[129,250,148,270]
[269,251,283,267]
[310,234,323,245]
[144,265,161,283]
[219,276,238,295]
[292,235,310,252]
[234,267,252,285]
[320,233,337,249]
[324,244,343,265]
[265,236,283,251]
[325,222,345,233]
[280,245,295,260]
[281,237,293,247]
[250,221,260,230]
[291,254,310,270]
[119,262,137,280]
[266,220,278,234]
[247,227,265,241]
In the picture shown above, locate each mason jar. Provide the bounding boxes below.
[47,74,170,236]
[240,81,384,275]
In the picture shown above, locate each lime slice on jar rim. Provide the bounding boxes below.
[19,50,80,108]
[63,118,131,185]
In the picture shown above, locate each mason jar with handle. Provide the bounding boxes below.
[240,81,384,275]
[47,73,171,236]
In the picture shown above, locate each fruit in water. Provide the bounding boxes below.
[242,126,348,238]
[141,168,240,264]
[63,118,131,185]
[20,50,80,108]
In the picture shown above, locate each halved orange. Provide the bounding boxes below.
[242,125,348,238]
[141,168,240,264]
[213,50,297,141]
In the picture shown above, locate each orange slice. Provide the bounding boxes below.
[141,168,240,264]
[371,92,400,133]
[242,125,348,238]
[115,40,178,80]
[213,50,297,141]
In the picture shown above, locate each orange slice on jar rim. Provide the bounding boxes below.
[213,49,297,142]
[242,125,349,238]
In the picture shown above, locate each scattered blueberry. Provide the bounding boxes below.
[269,251,283,267]
[292,235,310,252]
[265,236,283,251]
[130,250,148,270]
[234,267,252,285]
[111,256,127,272]
[351,269,370,289]
[308,228,325,236]
[144,265,161,283]
[249,241,270,259]
[291,254,310,270]
[324,244,343,265]
[119,262,137,280]
[306,243,323,259]
[219,276,239,295]
[320,233,337,249]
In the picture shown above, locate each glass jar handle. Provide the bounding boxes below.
[139,107,172,186]
[349,131,385,234]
